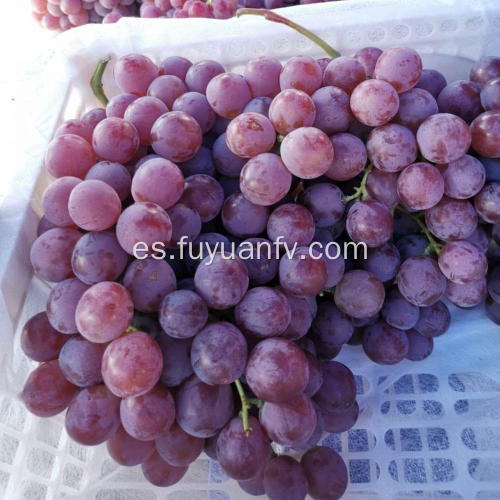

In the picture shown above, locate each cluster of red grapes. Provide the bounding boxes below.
[31,0,338,30]
[20,36,500,499]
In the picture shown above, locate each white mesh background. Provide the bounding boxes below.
[1,0,500,498]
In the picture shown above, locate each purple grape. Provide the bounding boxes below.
[141,452,187,487]
[393,88,439,133]
[406,329,434,361]
[361,243,401,282]
[313,360,356,412]
[346,200,393,247]
[381,289,420,330]
[325,133,367,181]
[366,169,400,208]
[173,92,216,133]
[246,338,309,403]
[269,89,316,135]
[311,302,354,353]
[114,53,159,96]
[191,321,247,385]
[480,77,500,111]
[243,56,282,98]
[260,393,317,447]
[374,46,422,93]
[322,400,359,433]
[300,183,344,228]
[279,56,322,95]
[397,256,446,307]
[397,162,444,210]
[350,79,399,126]
[474,182,500,223]
[179,174,224,222]
[243,96,272,116]
[237,237,279,285]
[334,270,385,319]
[438,240,488,284]
[312,86,353,135]
[157,334,194,387]
[216,416,270,480]
[263,455,308,500]
[107,425,154,466]
[206,72,252,119]
[363,321,409,364]
[437,80,482,123]
[354,46,382,77]
[425,197,478,240]
[42,176,81,227]
[44,134,96,178]
[222,192,270,238]
[65,385,120,445]
[446,277,487,308]
[414,301,450,338]
[120,384,175,441]
[415,68,447,97]
[21,360,78,417]
[440,154,486,199]
[175,375,234,438]
[185,60,225,94]
[85,161,132,201]
[156,422,204,466]
[323,56,366,94]
[267,203,315,247]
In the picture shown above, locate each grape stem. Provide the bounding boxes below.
[125,325,139,333]
[236,8,341,59]
[343,164,372,203]
[395,206,443,255]
[91,57,111,107]
[234,379,253,436]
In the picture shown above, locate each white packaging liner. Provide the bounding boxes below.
[1,0,500,498]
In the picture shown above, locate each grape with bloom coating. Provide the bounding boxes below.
[416,113,471,163]
[151,111,202,162]
[475,182,500,223]
[65,385,121,446]
[374,47,422,93]
[222,192,269,238]
[58,336,105,387]
[175,375,234,438]
[366,169,400,208]
[381,289,420,330]
[243,56,282,98]
[440,155,486,199]
[280,126,334,179]
[42,176,81,227]
[267,203,315,247]
[185,60,225,94]
[406,329,434,361]
[310,303,354,353]
[246,338,309,403]
[116,201,172,255]
[470,56,500,86]
[260,393,317,447]
[85,161,132,201]
[326,133,367,181]
[350,79,399,126]
[225,112,276,158]
[437,80,482,123]
[235,287,291,338]
[300,183,344,228]
[179,174,224,222]
[367,123,417,172]
[361,242,401,283]
[21,360,77,417]
[394,88,439,133]
[414,301,450,338]
[279,246,328,297]
[107,426,154,467]
[416,68,447,97]
[206,73,252,119]
[354,46,382,77]
[279,56,322,95]
[397,162,444,210]
[263,455,308,500]
[156,422,204,467]
[21,312,69,362]
[75,281,133,343]
[141,452,187,487]
[114,54,158,95]
[93,117,140,164]
[106,93,139,119]
[312,86,353,135]
[301,446,348,500]
[471,111,500,158]
[446,277,488,308]
[425,197,478,241]
[101,331,163,397]
[322,400,359,434]
[68,180,121,231]
[30,228,81,282]
[240,153,292,206]
[347,200,393,248]
[438,240,488,284]
[480,77,500,111]
[157,334,194,388]
[397,256,446,307]
[269,89,316,135]
[45,134,96,179]
[335,270,385,319]
[120,384,175,441]
[191,322,247,385]
[216,416,270,480]
[147,75,187,108]
[313,361,356,413]
[323,56,366,94]
[363,321,409,364]
[159,290,208,339]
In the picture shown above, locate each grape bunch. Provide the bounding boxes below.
[31,0,341,30]
[20,10,500,498]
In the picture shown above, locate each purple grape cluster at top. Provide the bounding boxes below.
[20,36,500,499]
[31,0,340,30]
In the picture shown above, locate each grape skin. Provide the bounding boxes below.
[107,425,154,467]
[222,192,270,238]
[141,451,188,487]
[156,422,204,467]
[438,241,488,285]
[397,162,444,211]
[120,384,175,441]
[246,338,309,403]
[322,400,359,434]
[323,56,366,94]
[267,203,315,247]
[406,329,434,361]
[346,200,393,248]
[269,89,316,135]
[42,176,81,227]
[313,360,356,413]
[374,47,422,93]
[44,134,96,178]
[190,321,248,385]
[414,301,451,338]
[326,133,367,181]
[445,277,488,308]
[263,455,308,500]
[363,321,409,365]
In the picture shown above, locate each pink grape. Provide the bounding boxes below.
[92,117,140,164]
[107,425,154,466]
[416,113,471,163]
[206,73,252,119]
[374,46,422,93]
[185,60,225,93]
[397,162,444,210]
[75,281,133,343]
[354,46,382,77]
[279,56,322,95]
[243,56,282,98]
[42,176,81,227]
[120,384,175,441]
[475,182,500,223]
[68,179,121,231]
[141,452,187,487]
[151,111,202,162]
[114,54,159,96]
[280,126,333,179]
[240,153,292,206]
[116,201,172,255]
[172,91,216,133]
[323,56,366,94]
[225,112,276,158]
[21,312,70,362]
[440,154,486,199]
[367,123,417,172]
[269,89,316,135]
[45,134,96,178]
[106,93,138,118]
[55,119,93,143]
[446,277,488,308]
[147,75,187,108]
[347,200,394,247]
[425,197,478,240]
[470,111,500,158]
[394,88,439,133]
[267,203,315,247]
[179,174,224,222]
[102,331,163,397]
[123,96,168,145]
[311,86,353,135]
[325,132,367,181]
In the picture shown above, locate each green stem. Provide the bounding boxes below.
[395,206,443,256]
[236,8,341,59]
[248,397,264,409]
[234,379,252,436]
[91,57,111,107]
[126,325,139,333]
[343,164,372,203]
